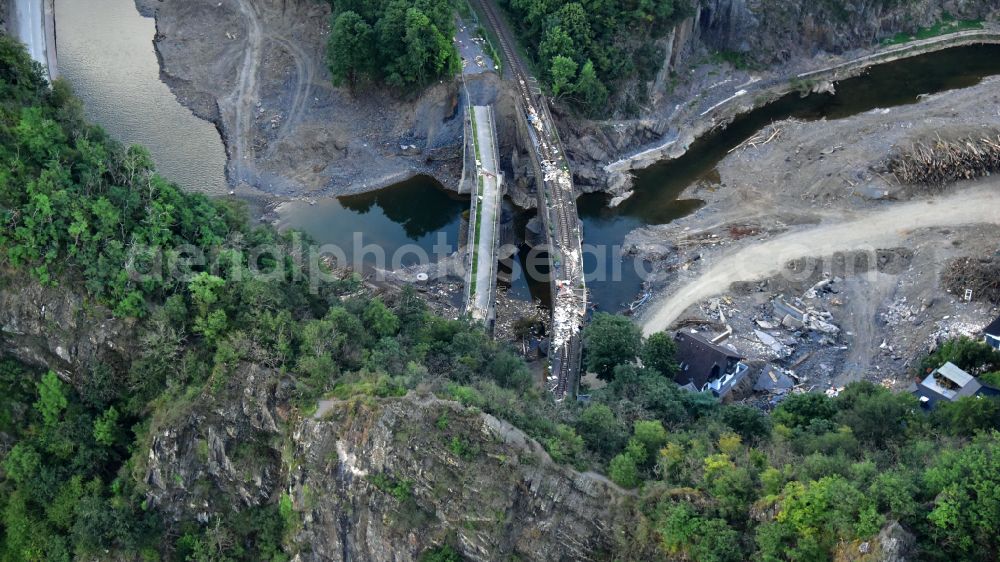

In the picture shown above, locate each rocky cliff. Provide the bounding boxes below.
[0,271,627,560]
[560,0,1000,198]
[288,395,623,561]
[137,374,627,561]
[693,0,999,62]
[0,268,136,381]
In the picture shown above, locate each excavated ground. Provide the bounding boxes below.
[630,79,1000,393]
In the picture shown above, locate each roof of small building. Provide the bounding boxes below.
[919,362,981,401]
[754,366,795,392]
[937,362,975,386]
[674,331,744,390]
[985,315,1000,337]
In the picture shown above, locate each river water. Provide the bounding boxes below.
[55,0,228,194]
[274,176,468,268]
[51,1,1000,311]
[577,43,1000,311]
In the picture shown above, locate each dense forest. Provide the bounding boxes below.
[3,31,1000,561]
[499,0,692,115]
[323,0,461,90]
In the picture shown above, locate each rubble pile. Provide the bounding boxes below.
[881,296,926,327]
[736,278,851,401]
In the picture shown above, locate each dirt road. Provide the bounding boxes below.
[140,0,471,198]
[229,0,263,184]
[640,180,1000,335]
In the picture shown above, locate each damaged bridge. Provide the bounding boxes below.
[467,0,588,400]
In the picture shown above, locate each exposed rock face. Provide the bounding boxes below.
[835,521,917,562]
[288,395,623,561]
[561,0,1000,196]
[692,0,999,62]
[133,0,471,198]
[142,362,288,523]
[132,354,626,561]
[0,269,134,380]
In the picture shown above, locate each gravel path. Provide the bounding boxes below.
[640,179,1000,335]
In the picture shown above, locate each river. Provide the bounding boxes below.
[49,1,1000,312]
[55,0,228,194]
[576,43,1000,311]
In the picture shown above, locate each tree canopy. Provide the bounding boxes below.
[4,33,1000,562]
[325,0,460,90]
[501,0,689,115]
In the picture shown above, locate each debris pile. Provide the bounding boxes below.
[887,132,1000,186]
[881,296,925,327]
[942,257,1000,304]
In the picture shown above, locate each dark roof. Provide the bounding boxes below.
[985,315,1000,337]
[674,331,744,390]
[754,366,795,392]
[913,362,1000,408]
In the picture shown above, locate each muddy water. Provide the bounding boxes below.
[275,176,468,269]
[55,0,228,194]
[575,43,1000,311]
[53,0,466,268]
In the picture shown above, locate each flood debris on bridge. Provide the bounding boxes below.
[466,0,589,400]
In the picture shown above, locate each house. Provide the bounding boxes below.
[912,362,1000,409]
[674,331,749,398]
[985,315,1000,350]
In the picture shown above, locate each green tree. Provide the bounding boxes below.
[720,405,772,443]
[328,11,375,88]
[3,443,41,486]
[92,406,120,447]
[188,272,225,316]
[364,298,400,338]
[576,403,627,457]
[574,60,608,113]
[549,55,578,98]
[773,392,837,430]
[36,370,67,427]
[545,424,585,466]
[658,503,742,562]
[835,381,917,444]
[489,350,532,389]
[609,452,640,488]
[641,331,679,377]
[920,337,1000,376]
[924,432,1000,557]
[583,312,642,380]
[934,395,1000,436]
[632,420,668,461]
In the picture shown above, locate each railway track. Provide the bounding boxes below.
[472,0,586,399]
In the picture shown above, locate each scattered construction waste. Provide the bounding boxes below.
[887,132,1000,186]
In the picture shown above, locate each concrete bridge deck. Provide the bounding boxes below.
[464,105,503,327]
[11,0,58,81]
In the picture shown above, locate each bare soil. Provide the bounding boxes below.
[135,0,478,198]
[631,80,1000,390]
